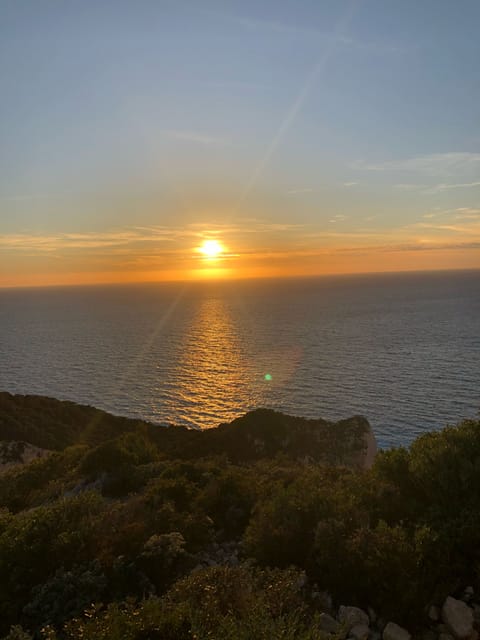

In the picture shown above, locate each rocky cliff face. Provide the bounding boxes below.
[0,440,51,472]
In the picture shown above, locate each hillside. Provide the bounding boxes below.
[0,392,375,467]
[0,393,479,639]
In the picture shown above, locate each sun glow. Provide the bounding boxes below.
[198,239,225,259]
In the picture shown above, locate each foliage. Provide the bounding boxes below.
[1,398,480,637]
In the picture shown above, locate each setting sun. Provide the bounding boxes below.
[198,239,225,259]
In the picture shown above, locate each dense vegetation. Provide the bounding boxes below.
[1,394,480,638]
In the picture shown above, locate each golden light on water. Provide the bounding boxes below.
[198,239,225,259]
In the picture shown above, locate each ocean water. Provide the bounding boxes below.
[1,270,479,448]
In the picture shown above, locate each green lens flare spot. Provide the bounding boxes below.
[264,373,272,381]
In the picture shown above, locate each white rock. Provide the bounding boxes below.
[383,622,411,640]
[442,596,474,639]
[338,606,370,630]
[350,623,370,640]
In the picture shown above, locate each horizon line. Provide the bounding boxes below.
[1,266,479,291]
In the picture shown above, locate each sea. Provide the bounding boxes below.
[1,270,479,449]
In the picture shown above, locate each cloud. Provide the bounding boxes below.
[356,152,480,177]
[0,229,178,253]
[286,188,313,195]
[205,9,410,54]
[453,208,480,220]
[328,214,349,223]
[160,130,228,146]
[343,181,359,187]
[0,219,307,256]
[425,181,480,194]
[1,192,74,202]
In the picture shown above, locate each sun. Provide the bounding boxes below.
[198,239,225,259]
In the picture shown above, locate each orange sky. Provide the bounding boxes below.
[2,222,479,288]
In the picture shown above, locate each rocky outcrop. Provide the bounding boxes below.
[442,597,474,639]
[318,613,342,635]
[0,440,51,472]
[209,409,376,468]
[338,605,370,630]
[294,588,479,640]
[383,622,411,640]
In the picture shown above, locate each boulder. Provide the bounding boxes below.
[350,623,370,640]
[428,605,440,622]
[339,606,370,630]
[462,587,474,604]
[318,613,342,635]
[383,622,411,640]
[368,607,377,625]
[442,597,474,639]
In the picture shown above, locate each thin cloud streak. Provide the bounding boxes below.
[160,130,228,146]
[356,152,480,177]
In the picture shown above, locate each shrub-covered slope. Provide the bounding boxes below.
[0,393,374,466]
[0,393,479,639]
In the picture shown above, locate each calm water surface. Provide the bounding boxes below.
[1,271,479,448]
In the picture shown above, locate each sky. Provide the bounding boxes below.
[1,0,480,286]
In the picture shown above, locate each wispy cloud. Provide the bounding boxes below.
[201,8,410,54]
[356,152,480,177]
[328,214,349,223]
[160,129,228,146]
[425,181,480,193]
[393,180,480,194]
[1,193,73,202]
[0,220,306,256]
[286,188,313,195]
[0,229,181,253]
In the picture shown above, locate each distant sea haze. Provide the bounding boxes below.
[1,270,479,449]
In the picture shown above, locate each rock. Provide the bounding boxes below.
[296,571,307,590]
[383,622,411,640]
[0,440,51,472]
[428,605,441,622]
[368,607,377,625]
[318,613,342,635]
[312,590,333,611]
[339,606,370,630]
[420,631,436,640]
[442,597,474,639]
[472,604,480,623]
[350,623,370,640]
[439,633,455,640]
[376,618,388,633]
[462,587,474,604]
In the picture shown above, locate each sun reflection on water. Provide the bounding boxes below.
[162,297,253,427]
[161,294,303,428]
